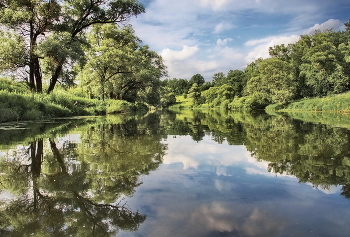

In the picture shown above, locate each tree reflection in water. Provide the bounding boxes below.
[0,116,166,236]
[1,110,350,236]
[163,109,350,200]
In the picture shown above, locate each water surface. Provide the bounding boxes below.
[0,111,350,237]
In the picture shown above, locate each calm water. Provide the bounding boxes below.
[0,111,350,237]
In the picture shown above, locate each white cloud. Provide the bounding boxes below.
[243,18,344,64]
[160,45,208,79]
[303,19,344,35]
[161,45,199,61]
[244,35,300,63]
[159,44,246,79]
[130,0,348,79]
[197,0,231,10]
[214,22,234,34]
[161,135,279,178]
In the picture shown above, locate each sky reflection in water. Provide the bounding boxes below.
[119,135,350,237]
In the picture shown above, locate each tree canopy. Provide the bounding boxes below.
[0,0,145,93]
[77,24,166,104]
[181,21,350,110]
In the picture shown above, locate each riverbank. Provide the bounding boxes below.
[266,91,350,113]
[171,91,350,114]
[0,89,148,123]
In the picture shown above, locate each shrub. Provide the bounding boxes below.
[0,77,29,93]
[106,100,134,114]
[22,109,43,121]
[265,103,285,111]
[220,99,230,110]
[0,106,19,122]
[244,93,271,110]
[134,102,149,113]
[229,97,247,110]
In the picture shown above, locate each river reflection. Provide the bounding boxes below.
[1,111,350,236]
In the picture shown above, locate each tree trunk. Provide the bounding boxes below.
[49,139,67,174]
[34,57,42,93]
[47,63,63,94]
[30,139,43,179]
[29,22,36,91]
[29,21,43,93]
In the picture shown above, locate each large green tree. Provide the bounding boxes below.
[211,72,226,86]
[300,30,350,97]
[0,0,145,93]
[189,73,205,87]
[0,30,26,72]
[226,69,246,97]
[78,24,166,104]
[162,78,189,95]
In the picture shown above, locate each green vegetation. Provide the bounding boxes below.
[0,1,167,123]
[0,78,148,123]
[0,0,145,93]
[168,95,193,109]
[0,114,166,235]
[271,91,350,112]
[0,0,349,120]
[159,109,350,199]
[162,21,350,113]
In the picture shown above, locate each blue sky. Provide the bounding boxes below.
[130,0,350,81]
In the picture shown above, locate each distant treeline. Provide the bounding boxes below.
[162,20,350,110]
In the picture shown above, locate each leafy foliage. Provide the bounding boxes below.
[77,24,166,105]
[186,21,350,111]
[0,0,145,93]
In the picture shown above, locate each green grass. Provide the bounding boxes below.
[267,91,350,113]
[0,78,148,123]
[168,95,194,109]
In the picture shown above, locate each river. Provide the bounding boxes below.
[0,110,350,237]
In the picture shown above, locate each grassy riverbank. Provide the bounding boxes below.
[0,79,148,123]
[171,91,350,114]
[266,91,350,113]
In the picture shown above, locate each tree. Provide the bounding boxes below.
[226,69,246,97]
[245,58,295,105]
[0,30,26,72]
[300,30,350,97]
[0,0,145,93]
[162,78,190,95]
[202,84,234,108]
[269,44,292,61]
[188,83,202,105]
[78,24,167,104]
[211,72,226,86]
[189,73,205,87]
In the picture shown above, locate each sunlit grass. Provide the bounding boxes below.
[267,91,350,113]
[0,78,147,122]
[168,95,194,109]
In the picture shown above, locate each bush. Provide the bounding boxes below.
[229,97,247,110]
[22,109,43,121]
[0,77,29,93]
[228,93,271,110]
[134,102,149,113]
[0,106,19,122]
[106,100,135,114]
[220,99,230,110]
[243,93,271,110]
[0,83,150,122]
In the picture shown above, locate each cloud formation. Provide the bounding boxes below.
[214,22,235,34]
[131,0,349,80]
